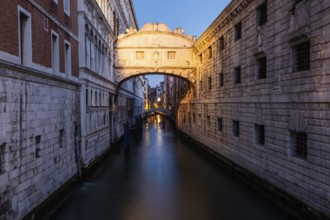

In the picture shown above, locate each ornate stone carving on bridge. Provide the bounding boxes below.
[115,23,197,89]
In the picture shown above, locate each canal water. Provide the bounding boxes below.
[50,115,295,220]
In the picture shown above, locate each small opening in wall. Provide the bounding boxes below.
[289,131,307,160]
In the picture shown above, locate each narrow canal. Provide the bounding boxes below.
[50,115,295,220]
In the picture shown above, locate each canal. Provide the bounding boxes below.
[50,115,295,220]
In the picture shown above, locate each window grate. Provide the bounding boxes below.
[257,57,267,79]
[219,36,225,51]
[294,41,310,72]
[255,124,265,145]
[295,132,307,159]
[217,118,223,131]
[235,22,242,41]
[234,67,241,84]
[208,77,212,91]
[219,73,224,87]
[232,120,239,137]
[257,1,267,26]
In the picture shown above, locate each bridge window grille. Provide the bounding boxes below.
[168,51,176,59]
[136,51,144,60]
[254,124,265,145]
[217,118,223,131]
[208,77,212,91]
[199,54,203,63]
[234,66,241,84]
[193,113,196,123]
[292,41,310,72]
[257,1,267,26]
[232,120,239,137]
[289,131,307,160]
[200,80,203,91]
[234,22,242,41]
[219,73,224,87]
[256,56,267,79]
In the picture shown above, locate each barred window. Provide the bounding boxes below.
[232,120,239,137]
[207,116,211,127]
[256,56,267,79]
[60,129,64,148]
[0,143,5,172]
[234,66,241,84]
[219,73,224,87]
[234,22,242,41]
[200,80,203,91]
[219,36,225,51]
[293,41,310,72]
[208,77,212,91]
[193,113,196,124]
[289,131,307,160]
[257,1,267,26]
[254,124,265,145]
[208,46,212,59]
[35,135,41,158]
[217,118,223,131]
[199,54,203,63]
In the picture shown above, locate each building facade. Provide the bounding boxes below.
[0,0,80,219]
[177,0,330,217]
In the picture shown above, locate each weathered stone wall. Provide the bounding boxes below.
[178,0,330,217]
[0,63,80,219]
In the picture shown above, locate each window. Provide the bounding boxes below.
[256,56,267,79]
[234,22,242,41]
[136,51,144,60]
[289,131,307,160]
[208,77,212,91]
[219,73,224,87]
[208,46,212,59]
[257,1,267,26]
[207,116,211,127]
[193,113,196,124]
[18,7,32,66]
[59,129,64,147]
[199,54,203,63]
[168,51,176,59]
[35,135,41,158]
[292,41,310,72]
[217,118,223,131]
[51,31,59,74]
[200,80,203,91]
[234,66,241,84]
[0,143,5,172]
[64,41,71,75]
[219,36,225,51]
[64,0,70,15]
[232,120,239,137]
[254,124,265,145]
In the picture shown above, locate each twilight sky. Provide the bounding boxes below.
[132,0,231,87]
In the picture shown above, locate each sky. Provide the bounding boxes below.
[132,0,231,87]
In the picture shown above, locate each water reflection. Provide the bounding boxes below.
[50,117,295,220]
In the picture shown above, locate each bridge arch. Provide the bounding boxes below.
[115,23,197,93]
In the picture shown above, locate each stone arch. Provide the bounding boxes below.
[115,23,197,101]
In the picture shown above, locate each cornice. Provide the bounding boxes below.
[194,0,254,53]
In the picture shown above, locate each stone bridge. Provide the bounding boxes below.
[115,23,197,91]
[144,108,170,117]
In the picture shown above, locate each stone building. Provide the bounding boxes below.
[0,0,80,219]
[177,0,330,217]
[77,0,143,169]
